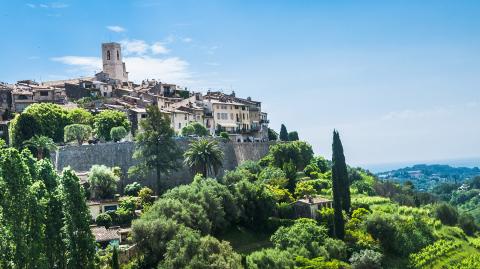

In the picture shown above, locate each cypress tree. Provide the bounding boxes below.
[332,130,350,213]
[331,130,350,239]
[59,168,96,269]
[279,124,289,141]
[112,245,120,269]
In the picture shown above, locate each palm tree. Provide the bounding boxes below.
[184,138,224,177]
[23,135,57,160]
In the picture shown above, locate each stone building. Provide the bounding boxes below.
[101,42,128,83]
[294,196,333,219]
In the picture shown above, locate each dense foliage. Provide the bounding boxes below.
[93,109,130,141]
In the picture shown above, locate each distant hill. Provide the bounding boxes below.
[376,164,480,191]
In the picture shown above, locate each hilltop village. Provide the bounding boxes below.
[0,42,269,143]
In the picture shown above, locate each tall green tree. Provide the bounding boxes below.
[23,135,57,160]
[279,124,289,141]
[331,130,349,239]
[36,160,66,268]
[59,168,96,269]
[332,130,350,213]
[184,138,224,177]
[129,105,182,194]
[0,148,34,268]
[267,128,278,141]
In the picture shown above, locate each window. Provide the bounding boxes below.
[103,205,117,212]
[107,50,111,60]
[179,123,181,129]
[141,114,147,118]
[117,50,120,60]
[184,114,187,120]
[40,91,49,97]
[243,114,245,120]
[230,113,233,120]
[217,113,220,119]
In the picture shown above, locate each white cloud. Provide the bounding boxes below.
[51,55,192,85]
[106,25,126,33]
[182,37,193,43]
[26,3,36,8]
[151,42,169,54]
[51,56,102,71]
[120,39,149,55]
[125,56,191,84]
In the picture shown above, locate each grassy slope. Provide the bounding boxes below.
[218,226,273,254]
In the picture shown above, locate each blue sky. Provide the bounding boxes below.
[1,0,480,167]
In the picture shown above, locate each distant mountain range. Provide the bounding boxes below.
[376,164,480,191]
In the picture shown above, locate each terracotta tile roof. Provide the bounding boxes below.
[91,226,120,242]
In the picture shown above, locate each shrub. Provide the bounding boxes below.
[96,213,113,228]
[349,249,383,269]
[64,124,92,145]
[246,248,294,269]
[435,203,459,226]
[124,182,142,196]
[220,132,229,140]
[138,187,155,208]
[110,126,128,142]
[458,213,478,236]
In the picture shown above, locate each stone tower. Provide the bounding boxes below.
[102,42,128,82]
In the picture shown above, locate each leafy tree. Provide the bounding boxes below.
[279,124,289,141]
[268,128,278,141]
[9,103,71,146]
[67,108,94,126]
[295,180,317,198]
[87,165,119,199]
[365,213,396,252]
[64,124,92,145]
[295,256,349,269]
[94,109,130,141]
[288,131,299,141]
[23,135,57,159]
[59,168,96,269]
[182,122,209,137]
[349,249,383,269]
[96,213,113,228]
[270,218,328,258]
[110,126,128,142]
[283,160,297,193]
[124,181,142,196]
[184,138,224,177]
[129,105,181,194]
[435,202,459,226]
[258,166,288,187]
[246,248,295,269]
[268,141,314,171]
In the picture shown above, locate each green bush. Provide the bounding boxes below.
[88,165,119,199]
[96,213,113,228]
[435,203,459,226]
[110,126,128,142]
[94,110,130,141]
[220,132,229,139]
[124,182,142,196]
[349,249,383,269]
[64,124,92,145]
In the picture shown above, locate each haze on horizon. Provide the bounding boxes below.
[1,0,479,167]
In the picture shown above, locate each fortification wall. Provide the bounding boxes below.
[52,139,274,190]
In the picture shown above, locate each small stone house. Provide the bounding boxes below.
[294,196,333,219]
[87,199,120,220]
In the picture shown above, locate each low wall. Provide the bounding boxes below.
[52,139,274,190]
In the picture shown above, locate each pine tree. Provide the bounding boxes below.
[129,105,182,194]
[279,124,289,141]
[331,130,350,239]
[59,168,96,269]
